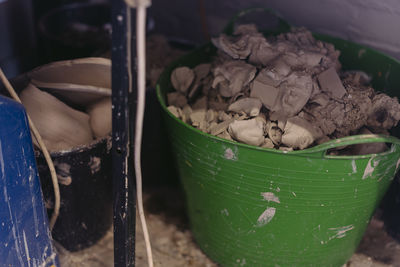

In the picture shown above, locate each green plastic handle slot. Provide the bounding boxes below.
[302,134,400,158]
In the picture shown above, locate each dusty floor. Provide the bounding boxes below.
[57,186,400,267]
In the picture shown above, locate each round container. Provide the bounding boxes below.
[36,136,112,251]
[156,33,400,266]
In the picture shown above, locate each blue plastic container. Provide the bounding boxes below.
[0,95,58,266]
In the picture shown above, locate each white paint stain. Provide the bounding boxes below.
[224,148,235,160]
[328,224,354,239]
[257,207,276,226]
[396,158,400,171]
[23,231,31,267]
[221,208,229,216]
[89,157,101,174]
[351,160,357,173]
[55,162,72,186]
[261,192,280,203]
[0,140,4,176]
[28,166,39,238]
[362,157,380,179]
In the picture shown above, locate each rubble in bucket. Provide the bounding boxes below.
[166,25,400,152]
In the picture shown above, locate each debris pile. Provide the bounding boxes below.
[167,25,400,151]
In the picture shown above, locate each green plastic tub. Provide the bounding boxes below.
[156,9,400,267]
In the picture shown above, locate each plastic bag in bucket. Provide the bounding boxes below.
[157,9,400,266]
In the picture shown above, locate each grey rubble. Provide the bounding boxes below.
[167,24,400,151]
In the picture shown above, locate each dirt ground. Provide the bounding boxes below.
[57,185,400,267]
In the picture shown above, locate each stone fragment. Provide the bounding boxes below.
[190,109,207,127]
[181,105,193,123]
[212,60,257,97]
[167,105,182,118]
[317,67,347,99]
[228,119,265,146]
[267,121,282,145]
[274,73,313,117]
[192,96,208,110]
[282,116,321,149]
[167,92,187,108]
[228,97,262,117]
[217,130,233,141]
[171,67,195,94]
[262,138,275,149]
[210,119,234,136]
[250,70,281,110]
[367,94,400,129]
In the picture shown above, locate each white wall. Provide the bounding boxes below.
[150,0,400,60]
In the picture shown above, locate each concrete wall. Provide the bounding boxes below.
[149,0,400,60]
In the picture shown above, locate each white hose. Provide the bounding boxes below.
[125,0,154,266]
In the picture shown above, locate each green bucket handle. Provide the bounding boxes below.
[297,134,400,158]
[222,7,291,36]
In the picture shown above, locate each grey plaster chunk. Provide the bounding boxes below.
[181,105,193,123]
[167,92,187,108]
[211,34,251,60]
[212,60,257,97]
[262,138,275,149]
[217,130,233,141]
[317,67,347,99]
[274,73,313,117]
[228,97,262,117]
[282,116,322,149]
[194,64,211,81]
[249,42,276,66]
[211,24,266,61]
[206,109,217,123]
[309,93,330,107]
[228,119,265,146]
[218,111,232,122]
[210,119,234,136]
[250,75,280,110]
[367,94,400,129]
[267,121,282,145]
[298,52,324,68]
[167,105,182,118]
[190,109,207,126]
[271,58,292,78]
[209,100,228,111]
[171,67,195,94]
[192,96,208,110]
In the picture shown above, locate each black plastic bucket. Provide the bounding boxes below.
[36,136,112,251]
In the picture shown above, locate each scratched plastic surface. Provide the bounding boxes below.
[0,96,59,266]
[156,17,400,267]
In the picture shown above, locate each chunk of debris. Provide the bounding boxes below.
[167,105,182,118]
[167,92,187,108]
[171,66,195,94]
[281,116,322,149]
[228,119,265,146]
[367,94,400,129]
[212,60,257,97]
[317,67,347,99]
[228,97,262,117]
